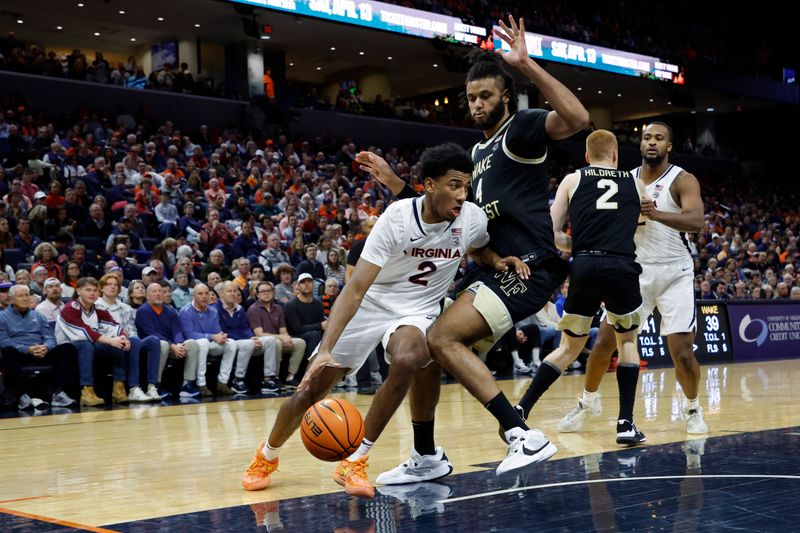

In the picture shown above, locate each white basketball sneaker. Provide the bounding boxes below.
[496,428,557,476]
[685,407,709,434]
[557,394,603,433]
[376,447,453,485]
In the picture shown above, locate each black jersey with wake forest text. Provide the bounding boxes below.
[469,109,557,260]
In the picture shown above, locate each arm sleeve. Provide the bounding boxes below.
[60,304,103,342]
[360,204,403,268]
[96,309,124,337]
[284,302,322,334]
[179,308,211,341]
[0,316,23,352]
[169,310,186,344]
[504,109,550,160]
[41,315,57,350]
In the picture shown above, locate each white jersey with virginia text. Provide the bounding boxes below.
[633,164,693,264]
[360,197,489,317]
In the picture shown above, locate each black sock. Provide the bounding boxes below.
[485,392,529,432]
[616,363,640,422]
[412,419,436,456]
[518,361,562,418]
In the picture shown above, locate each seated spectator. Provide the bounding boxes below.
[32,242,62,280]
[232,222,261,264]
[80,203,113,240]
[296,243,325,283]
[232,258,252,291]
[172,270,193,309]
[320,277,339,318]
[0,284,78,409]
[155,191,179,238]
[61,261,82,298]
[14,218,41,261]
[247,281,306,391]
[0,248,15,281]
[95,274,162,402]
[273,263,295,304]
[35,277,64,325]
[178,283,237,396]
[0,280,11,309]
[260,233,290,270]
[70,244,100,279]
[324,249,345,287]
[215,281,263,394]
[55,277,130,407]
[199,249,232,282]
[200,208,236,252]
[29,266,48,296]
[127,280,147,309]
[283,273,326,385]
[135,283,201,399]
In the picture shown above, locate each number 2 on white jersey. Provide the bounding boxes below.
[596,179,618,210]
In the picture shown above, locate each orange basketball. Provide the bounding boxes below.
[300,398,365,461]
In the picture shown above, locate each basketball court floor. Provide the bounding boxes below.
[2,359,799,531]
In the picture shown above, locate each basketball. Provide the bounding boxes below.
[300,398,365,461]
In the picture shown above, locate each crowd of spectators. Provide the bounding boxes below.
[0,91,797,411]
[0,39,228,99]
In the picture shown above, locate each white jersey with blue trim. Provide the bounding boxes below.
[632,164,692,264]
[359,197,489,317]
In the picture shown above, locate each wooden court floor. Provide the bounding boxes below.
[1,359,799,528]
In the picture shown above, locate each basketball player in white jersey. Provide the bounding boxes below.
[557,122,709,435]
[242,143,529,498]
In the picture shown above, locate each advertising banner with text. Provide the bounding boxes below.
[727,302,800,361]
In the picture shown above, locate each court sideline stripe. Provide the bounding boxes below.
[0,507,119,532]
[439,474,800,504]
[0,495,50,504]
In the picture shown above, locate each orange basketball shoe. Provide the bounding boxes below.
[242,441,279,491]
[333,455,374,498]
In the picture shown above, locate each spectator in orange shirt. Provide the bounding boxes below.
[263,67,276,104]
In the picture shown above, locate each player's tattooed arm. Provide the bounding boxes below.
[355,151,407,196]
[470,245,530,280]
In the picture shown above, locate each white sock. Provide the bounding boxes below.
[685,397,700,412]
[581,390,598,405]
[510,350,523,365]
[346,438,374,462]
[263,442,281,460]
[532,347,541,366]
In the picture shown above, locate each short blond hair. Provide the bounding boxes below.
[586,130,617,162]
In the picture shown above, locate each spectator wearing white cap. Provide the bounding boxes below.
[142,266,159,285]
[283,272,326,385]
[35,277,64,325]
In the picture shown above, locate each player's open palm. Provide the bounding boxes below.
[355,151,399,186]
[495,16,529,69]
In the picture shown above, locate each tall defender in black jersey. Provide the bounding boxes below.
[375,16,590,477]
[515,130,648,445]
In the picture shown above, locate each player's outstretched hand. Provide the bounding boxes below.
[494,256,530,280]
[355,151,398,184]
[494,16,529,69]
[640,197,658,220]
